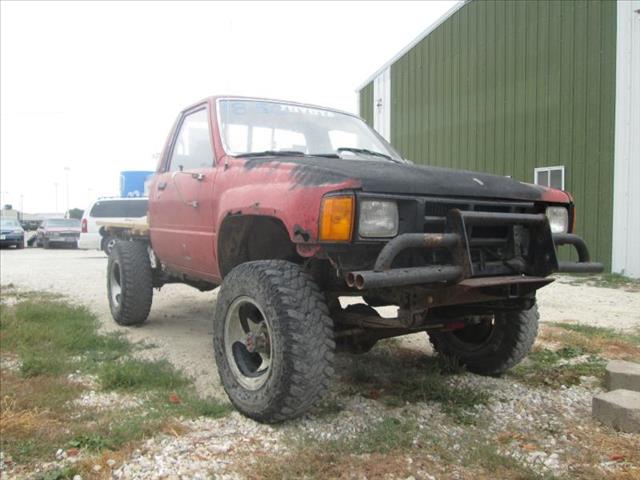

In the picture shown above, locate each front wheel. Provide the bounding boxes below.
[107,241,153,326]
[428,304,539,375]
[102,236,117,256]
[213,260,335,423]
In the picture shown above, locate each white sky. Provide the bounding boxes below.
[1,0,457,213]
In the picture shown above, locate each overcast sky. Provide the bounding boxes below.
[1,0,457,213]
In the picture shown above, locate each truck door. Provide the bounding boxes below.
[149,106,219,281]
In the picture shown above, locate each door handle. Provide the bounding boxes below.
[158,181,167,191]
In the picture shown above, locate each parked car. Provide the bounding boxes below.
[102,96,602,423]
[36,218,81,248]
[79,197,148,254]
[0,218,25,249]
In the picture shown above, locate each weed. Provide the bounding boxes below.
[98,359,189,392]
[34,466,80,480]
[339,348,488,424]
[550,322,640,347]
[510,347,607,388]
[563,273,640,292]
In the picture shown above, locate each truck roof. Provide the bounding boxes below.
[183,95,359,119]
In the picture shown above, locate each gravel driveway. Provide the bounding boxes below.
[1,247,639,478]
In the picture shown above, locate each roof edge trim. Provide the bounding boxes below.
[355,0,469,92]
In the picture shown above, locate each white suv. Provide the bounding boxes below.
[79,197,148,254]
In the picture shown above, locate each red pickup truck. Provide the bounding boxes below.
[105,96,602,423]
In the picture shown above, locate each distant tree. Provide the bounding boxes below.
[67,208,84,220]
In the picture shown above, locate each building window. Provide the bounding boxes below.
[534,166,565,190]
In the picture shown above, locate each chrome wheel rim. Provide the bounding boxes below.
[224,296,273,390]
[110,261,122,308]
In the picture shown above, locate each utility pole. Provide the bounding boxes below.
[20,194,24,220]
[64,166,70,214]
[54,182,59,213]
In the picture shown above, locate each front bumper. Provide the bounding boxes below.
[346,209,603,290]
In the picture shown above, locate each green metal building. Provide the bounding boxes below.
[357,0,639,277]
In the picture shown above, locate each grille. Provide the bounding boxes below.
[419,198,536,276]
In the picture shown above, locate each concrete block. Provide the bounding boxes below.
[605,360,640,392]
[592,389,640,433]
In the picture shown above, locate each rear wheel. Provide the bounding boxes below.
[213,260,334,423]
[107,241,153,326]
[428,304,539,375]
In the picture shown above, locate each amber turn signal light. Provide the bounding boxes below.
[319,195,354,242]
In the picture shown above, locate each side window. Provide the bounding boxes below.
[168,109,213,172]
[534,166,565,190]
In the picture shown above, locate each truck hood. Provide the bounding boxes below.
[243,156,567,203]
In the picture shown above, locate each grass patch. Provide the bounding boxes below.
[1,298,130,377]
[562,272,640,292]
[98,359,190,391]
[0,291,230,474]
[338,347,488,424]
[550,322,640,347]
[524,322,640,388]
[251,418,556,480]
[538,322,640,363]
[510,345,607,388]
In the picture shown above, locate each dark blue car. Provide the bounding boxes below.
[0,218,25,249]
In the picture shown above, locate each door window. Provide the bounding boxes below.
[169,109,214,171]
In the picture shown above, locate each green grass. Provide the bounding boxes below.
[253,417,557,480]
[1,298,130,377]
[0,291,230,474]
[550,322,640,347]
[339,347,489,424]
[563,272,640,291]
[98,359,190,391]
[339,416,418,454]
[510,346,607,388]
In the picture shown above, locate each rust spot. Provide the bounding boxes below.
[293,224,311,242]
[423,233,445,248]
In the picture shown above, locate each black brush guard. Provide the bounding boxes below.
[346,209,603,290]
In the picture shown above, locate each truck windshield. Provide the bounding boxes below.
[218,99,403,162]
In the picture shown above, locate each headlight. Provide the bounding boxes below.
[13,229,22,234]
[545,206,568,234]
[359,200,399,238]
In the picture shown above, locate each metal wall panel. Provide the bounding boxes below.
[360,0,617,270]
[360,83,374,127]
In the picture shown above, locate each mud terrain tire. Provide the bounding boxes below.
[213,260,335,423]
[107,241,153,326]
[428,304,539,375]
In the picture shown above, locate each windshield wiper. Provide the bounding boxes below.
[234,150,307,158]
[336,147,398,162]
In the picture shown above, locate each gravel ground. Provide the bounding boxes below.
[1,247,639,479]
